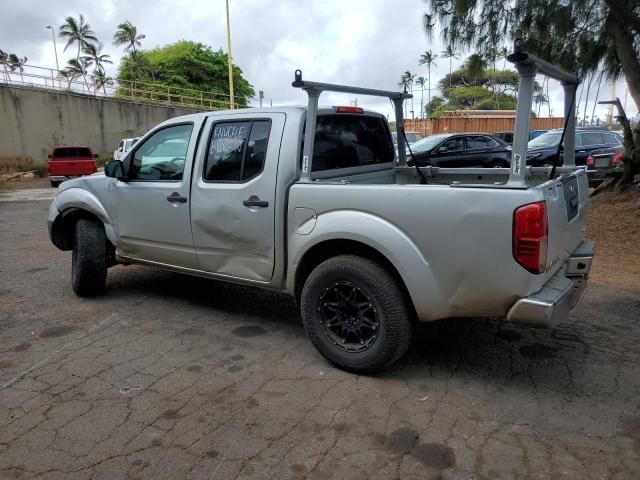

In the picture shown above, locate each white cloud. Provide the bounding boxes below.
[1,0,636,122]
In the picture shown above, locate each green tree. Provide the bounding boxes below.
[58,15,98,65]
[116,40,254,108]
[423,0,640,185]
[419,50,438,117]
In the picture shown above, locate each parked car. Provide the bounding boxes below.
[47,145,98,188]
[495,130,547,145]
[48,73,593,373]
[407,133,512,167]
[526,128,622,166]
[586,145,624,186]
[113,137,141,161]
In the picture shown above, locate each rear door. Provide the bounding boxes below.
[190,112,286,282]
[464,135,499,166]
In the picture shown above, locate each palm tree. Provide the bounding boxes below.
[415,76,426,119]
[8,54,27,83]
[113,21,145,79]
[419,51,438,117]
[59,14,98,66]
[93,70,114,94]
[82,42,112,82]
[533,91,547,117]
[63,58,92,90]
[441,45,458,88]
[0,49,12,83]
[398,73,411,118]
[404,70,416,118]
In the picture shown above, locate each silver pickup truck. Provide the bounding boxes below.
[48,46,594,372]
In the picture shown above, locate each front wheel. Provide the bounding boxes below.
[72,218,107,296]
[50,180,59,188]
[300,255,413,373]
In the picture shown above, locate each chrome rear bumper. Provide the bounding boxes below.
[507,240,595,328]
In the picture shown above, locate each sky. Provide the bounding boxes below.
[1,0,636,123]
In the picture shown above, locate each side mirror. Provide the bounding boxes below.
[47,154,52,159]
[93,153,99,158]
[104,160,126,180]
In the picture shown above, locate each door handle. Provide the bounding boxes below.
[243,195,269,208]
[167,192,187,203]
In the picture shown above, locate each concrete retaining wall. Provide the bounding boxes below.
[0,84,199,162]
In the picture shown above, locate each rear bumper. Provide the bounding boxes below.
[507,240,595,328]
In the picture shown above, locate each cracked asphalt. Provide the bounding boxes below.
[1,195,639,480]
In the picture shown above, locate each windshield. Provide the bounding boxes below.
[528,131,562,149]
[409,134,449,153]
[406,132,424,144]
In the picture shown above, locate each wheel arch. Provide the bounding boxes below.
[288,209,448,321]
[293,239,412,309]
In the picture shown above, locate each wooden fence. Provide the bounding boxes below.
[404,117,564,136]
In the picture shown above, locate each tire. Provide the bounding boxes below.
[72,218,107,297]
[300,255,413,373]
[50,180,59,188]
[490,160,508,168]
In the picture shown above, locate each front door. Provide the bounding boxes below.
[190,112,285,283]
[109,121,201,269]
[433,136,466,167]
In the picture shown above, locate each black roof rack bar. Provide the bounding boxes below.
[291,69,412,182]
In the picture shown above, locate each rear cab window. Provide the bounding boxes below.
[52,147,92,159]
[311,113,394,172]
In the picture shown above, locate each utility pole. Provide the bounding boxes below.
[46,25,60,87]
[225,0,235,109]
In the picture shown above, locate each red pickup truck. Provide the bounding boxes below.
[48,146,98,187]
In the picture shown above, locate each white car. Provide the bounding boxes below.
[113,137,140,161]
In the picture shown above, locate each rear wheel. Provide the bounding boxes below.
[300,255,413,373]
[490,160,509,168]
[72,219,107,297]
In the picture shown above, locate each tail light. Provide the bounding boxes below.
[334,106,363,113]
[586,155,594,167]
[513,201,548,274]
[612,152,623,165]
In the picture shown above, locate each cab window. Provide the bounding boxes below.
[311,114,394,171]
[129,124,193,181]
[204,120,271,182]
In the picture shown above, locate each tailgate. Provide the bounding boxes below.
[48,159,96,176]
[540,169,589,279]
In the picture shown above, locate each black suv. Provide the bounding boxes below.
[526,128,622,166]
[407,133,511,168]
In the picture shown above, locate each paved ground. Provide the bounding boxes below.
[1,196,639,480]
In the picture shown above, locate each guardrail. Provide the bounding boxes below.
[0,64,241,111]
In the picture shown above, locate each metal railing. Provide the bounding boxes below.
[0,64,243,111]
